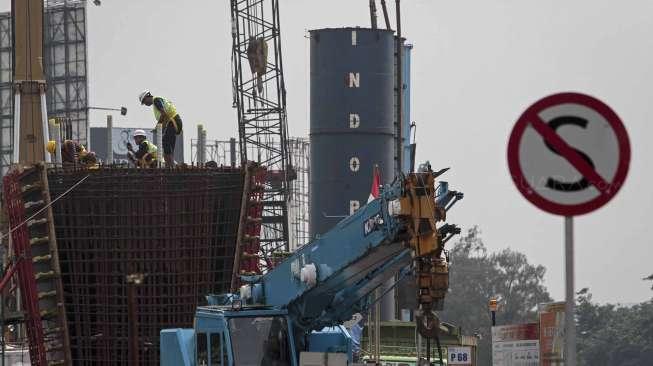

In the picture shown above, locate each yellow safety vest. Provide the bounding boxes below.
[143,140,158,161]
[152,96,180,132]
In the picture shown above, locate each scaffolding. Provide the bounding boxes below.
[191,137,311,250]
[0,13,12,178]
[287,137,309,249]
[230,0,291,272]
[191,138,239,167]
[0,0,89,179]
[43,0,89,146]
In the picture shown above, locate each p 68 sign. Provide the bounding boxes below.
[448,346,472,365]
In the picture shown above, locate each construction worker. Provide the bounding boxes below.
[138,90,183,167]
[46,140,98,167]
[127,129,158,168]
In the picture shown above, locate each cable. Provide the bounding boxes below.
[330,264,411,322]
[435,335,443,366]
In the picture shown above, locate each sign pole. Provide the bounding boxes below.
[565,216,576,366]
[507,92,630,366]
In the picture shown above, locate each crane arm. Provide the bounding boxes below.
[237,169,463,335]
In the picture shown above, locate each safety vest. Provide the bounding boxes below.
[142,140,158,163]
[152,96,179,132]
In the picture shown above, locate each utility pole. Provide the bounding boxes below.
[369,0,378,29]
[489,298,498,326]
[106,115,113,164]
[126,273,144,366]
[380,0,391,29]
[565,217,576,366]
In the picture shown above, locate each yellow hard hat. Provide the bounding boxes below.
[46,140,56,154]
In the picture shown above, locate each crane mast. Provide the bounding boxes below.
[230,0,291,274]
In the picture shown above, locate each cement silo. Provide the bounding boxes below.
[309,28,396,237]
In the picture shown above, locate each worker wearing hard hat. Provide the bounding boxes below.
[138,90,182,168]
[126,129,158,168]
[46,139,98,167]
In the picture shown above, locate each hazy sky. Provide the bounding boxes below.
[3,0,651,304]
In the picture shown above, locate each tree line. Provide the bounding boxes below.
[438,227,653,366]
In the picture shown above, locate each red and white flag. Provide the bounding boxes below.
[368,165,381,203]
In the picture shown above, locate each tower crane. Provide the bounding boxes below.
[230,0,293,278]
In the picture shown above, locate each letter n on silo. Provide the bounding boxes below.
[347,72,360,88]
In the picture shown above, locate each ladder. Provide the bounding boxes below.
[3,165,71,366]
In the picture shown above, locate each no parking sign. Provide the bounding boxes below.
[507,92,630,216]
[506,92,630,366]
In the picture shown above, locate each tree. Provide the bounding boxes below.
[439,227,552,366]
[576,288,653,366]
[491,248,550,325]
[644,273,653,290]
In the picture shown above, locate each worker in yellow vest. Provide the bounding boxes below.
[46,139,98,168]
[127,129,158,168]
[138,90,183,167]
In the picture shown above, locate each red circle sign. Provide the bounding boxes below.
[507,92,630,216]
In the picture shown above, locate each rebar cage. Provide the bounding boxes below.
[46,167,244,365]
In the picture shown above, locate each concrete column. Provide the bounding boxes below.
[106,115,113,164]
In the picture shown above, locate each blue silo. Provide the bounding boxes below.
[309,28,396,237]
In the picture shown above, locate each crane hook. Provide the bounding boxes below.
[415,307,440,339]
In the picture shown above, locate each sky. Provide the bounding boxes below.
[3,0,652,305]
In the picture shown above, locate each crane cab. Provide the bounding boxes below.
[161,305,354,366]
[162,306,297,366]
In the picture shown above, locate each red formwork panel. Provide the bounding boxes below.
[46,167,244,365]
[3,170,49,365]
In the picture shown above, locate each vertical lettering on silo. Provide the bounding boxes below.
[348,72,360,88]
[348,32,360,217]
[349,157,360,172]
[350,200,360,214]
[349,113,360,128]
[349,30,359,217]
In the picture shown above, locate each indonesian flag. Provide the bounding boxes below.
[368,165,381,203]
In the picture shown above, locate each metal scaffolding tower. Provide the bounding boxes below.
[230,0,291,271]
[192,137,310,250]
[191,138,239,167]
[43,0,88,146]
[287,137,309,250]
[0,13,12,178]
[0,0,88,178]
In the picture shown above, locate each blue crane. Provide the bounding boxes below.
[161,168,463,366]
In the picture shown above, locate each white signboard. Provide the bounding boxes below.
[492,324,540,366]
[111,127,154,163]
[448,346,472,365]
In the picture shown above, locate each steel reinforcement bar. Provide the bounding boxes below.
[46,166,244,365]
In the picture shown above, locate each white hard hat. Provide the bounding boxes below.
[133,129,147,138]
[138,90,151,104]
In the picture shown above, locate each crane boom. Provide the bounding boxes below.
[240,170,462,334]
[161,169,463,365]
[230,0,292,275]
